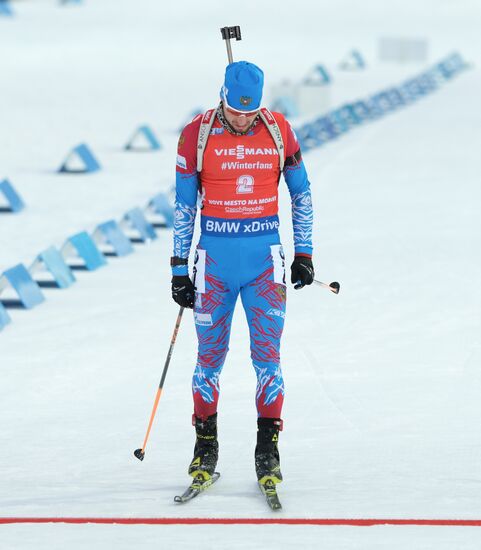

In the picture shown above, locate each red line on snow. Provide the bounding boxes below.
[1,518,481,526]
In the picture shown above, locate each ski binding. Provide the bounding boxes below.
[258,476,282,510]
[174,472,220,503]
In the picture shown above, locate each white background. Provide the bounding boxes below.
[1,0,481,548]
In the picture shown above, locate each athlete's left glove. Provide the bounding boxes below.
[290,256,314,290]
[171,275,195,309]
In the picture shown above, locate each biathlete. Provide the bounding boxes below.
[171,60,314,487]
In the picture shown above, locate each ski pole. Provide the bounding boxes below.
[220,26,242,64]
[134,306,185,461]
[314,280,340,294]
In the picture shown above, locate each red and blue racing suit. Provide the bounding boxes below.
[173,106,313,421]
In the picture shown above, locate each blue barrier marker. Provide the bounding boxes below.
[337,105,361,127]
[351,50,366,69]
[437,54,466,80]
[352,100,373,122]
[125,125,162,151]
[0,264,45,309]
[0,0,13,16]
[294,53,468,156]
[94,220,133,256]
[339,49,366,70]
[420,73,437,93]
[0,179,25,212]
[304,64,331,85]
[438,61,454,81]
[316,116,339,141]
[407,78,425,98]
[447,52,467,73]
[371,92,395,113]
[0,301,10,330]
[386,88,405,109]
[294,127,310,151]
[61,231,107,270]
[148,193,174,228]
[329,110,350,134]
[123,208,157,242]
[32,246,76,289]
[297,124,324,152]
[364,96,385,119]
[428,66,446,86]
[59,143,101,174]
[398,82,416,104]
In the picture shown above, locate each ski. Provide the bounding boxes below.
[174,472,220,503]
[258,477,282,510]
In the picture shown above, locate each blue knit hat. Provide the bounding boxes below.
[220,61,264,112]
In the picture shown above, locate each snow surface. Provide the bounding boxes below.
[1,0,481,548]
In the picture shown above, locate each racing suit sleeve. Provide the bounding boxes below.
[172,117,201,276]
[283,120,314,258]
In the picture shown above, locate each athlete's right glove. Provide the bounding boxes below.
[290,255,314,290]
[171,275,195,309]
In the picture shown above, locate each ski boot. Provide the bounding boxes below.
[188,413,219,482]
[255,417,283,485]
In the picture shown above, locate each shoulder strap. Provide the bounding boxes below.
[196,109,216,172]
[258,107,285,172]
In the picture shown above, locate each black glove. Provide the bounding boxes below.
[290,256,314,290]
[171,275,195,309]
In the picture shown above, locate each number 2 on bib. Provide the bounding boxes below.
[236,175,255,194]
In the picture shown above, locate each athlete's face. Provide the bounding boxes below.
[222,104,259,132]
